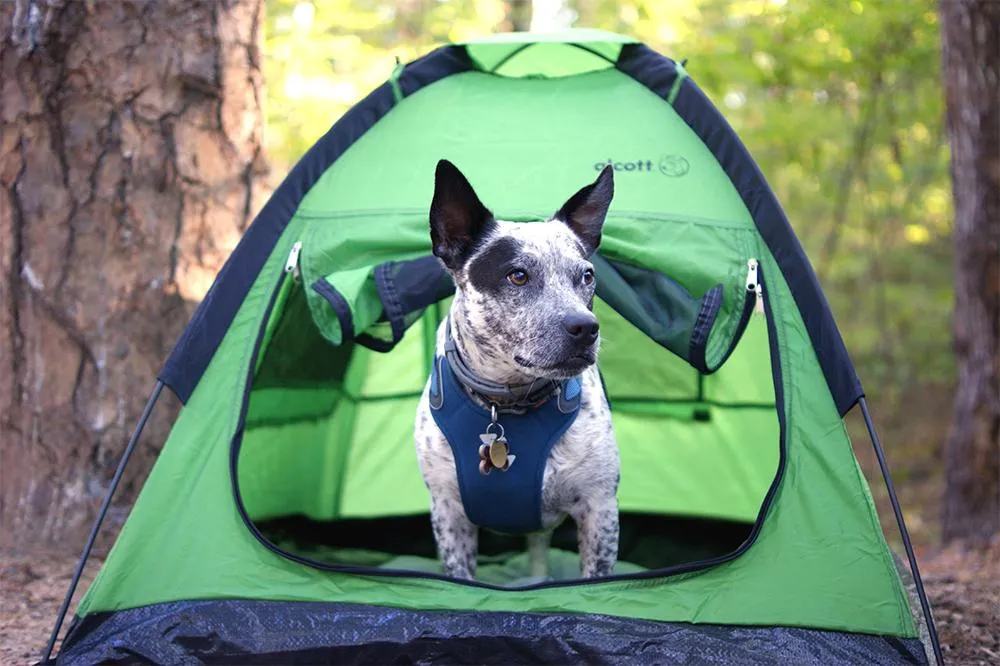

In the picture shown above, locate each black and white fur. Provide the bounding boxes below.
[414,159,620,581]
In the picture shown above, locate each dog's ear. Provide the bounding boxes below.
[554,166,614,255]
[430,159,494,271]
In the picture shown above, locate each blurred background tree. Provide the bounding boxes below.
[1,0,267,549]
[261,0,954,549]
[938,0,999,544]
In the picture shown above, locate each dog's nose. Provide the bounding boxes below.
[563,313,599,345]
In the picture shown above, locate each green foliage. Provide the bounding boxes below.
[265,1,505,172]
[263,0,953,423]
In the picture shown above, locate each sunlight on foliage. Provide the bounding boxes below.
[262,0,953,421]
[905,225,931,245]
[264,0,505,173]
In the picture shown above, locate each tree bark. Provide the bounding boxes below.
[502,0,533,32]
[939,0,1000,543]
[0,0,267,550]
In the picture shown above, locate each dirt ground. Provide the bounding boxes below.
[919,537,1000,665]
[1,550,102,665]
[2,542,997,665]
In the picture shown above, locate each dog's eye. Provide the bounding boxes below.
[506,269,529,286]
[582,268,595,286]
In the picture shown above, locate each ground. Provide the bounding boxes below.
[918,537,1000,665]
[1,540,997,665]
[0,550,102,665]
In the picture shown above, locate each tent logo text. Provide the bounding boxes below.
[593,155,690,177]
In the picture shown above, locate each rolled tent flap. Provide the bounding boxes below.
[589,254,757,374]
[303,250,757,376]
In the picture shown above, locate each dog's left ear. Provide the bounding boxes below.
[554,166,614,256]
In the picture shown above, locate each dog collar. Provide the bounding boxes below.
[443,316,563,413]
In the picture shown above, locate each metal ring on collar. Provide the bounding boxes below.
[485,420,505,440]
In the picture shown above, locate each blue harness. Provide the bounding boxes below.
[428,353,582,534]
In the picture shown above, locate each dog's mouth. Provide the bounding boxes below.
[514,349,596,377]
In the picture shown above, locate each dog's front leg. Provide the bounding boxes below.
[527,530,552,578]
[573,495,619,578]
[430,495,478,580]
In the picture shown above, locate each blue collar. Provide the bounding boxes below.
[428,353,582,534]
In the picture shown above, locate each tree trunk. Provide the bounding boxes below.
[502,0,533,32]
[0,0,267,551]
[939,0,1000,543]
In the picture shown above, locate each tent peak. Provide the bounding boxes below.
[454,29,643,78]
[459,28,638,47]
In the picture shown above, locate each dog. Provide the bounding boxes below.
[414,159,620,582]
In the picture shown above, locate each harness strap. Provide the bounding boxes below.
[428,353,582,534]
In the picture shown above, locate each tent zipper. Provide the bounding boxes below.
[285,241,302,280]
[701,258,765,373]
[746,258,764,314]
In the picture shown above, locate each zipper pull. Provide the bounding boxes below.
[745,258,758,291]
[746,258,764,314]
[285,241,302,280]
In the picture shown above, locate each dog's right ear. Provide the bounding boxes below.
[555,165,614,256]
[430,159,494,271]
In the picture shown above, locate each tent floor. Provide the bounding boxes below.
[254,512,754,583]
[57,599,929,665]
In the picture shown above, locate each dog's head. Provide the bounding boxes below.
[429,159,614,380]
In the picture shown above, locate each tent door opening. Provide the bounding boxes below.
[232,240,781,587]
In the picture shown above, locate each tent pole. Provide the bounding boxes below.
[39,381,166,665]
[859,397,944,665]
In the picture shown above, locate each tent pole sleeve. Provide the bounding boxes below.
[859,397,943,665]
[40,381,166,665]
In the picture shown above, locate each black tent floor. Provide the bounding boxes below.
[56,599,929,665]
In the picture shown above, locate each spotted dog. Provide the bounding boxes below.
[414,159,620,582]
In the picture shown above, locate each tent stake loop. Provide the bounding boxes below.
[860,396,943,665]
[39,381,166,665]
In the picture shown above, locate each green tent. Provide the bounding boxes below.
[45,29,940,665]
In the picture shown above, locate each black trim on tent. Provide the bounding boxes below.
[310,279,356,341]
[616,43,865,416]
[157,45,475,404]
[55,599,929,665]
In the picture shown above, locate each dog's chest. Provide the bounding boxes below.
[416,361,617,531]
[536,368,617,525]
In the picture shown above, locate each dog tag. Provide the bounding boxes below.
[489,437,509,469]
[478,433,496,475]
